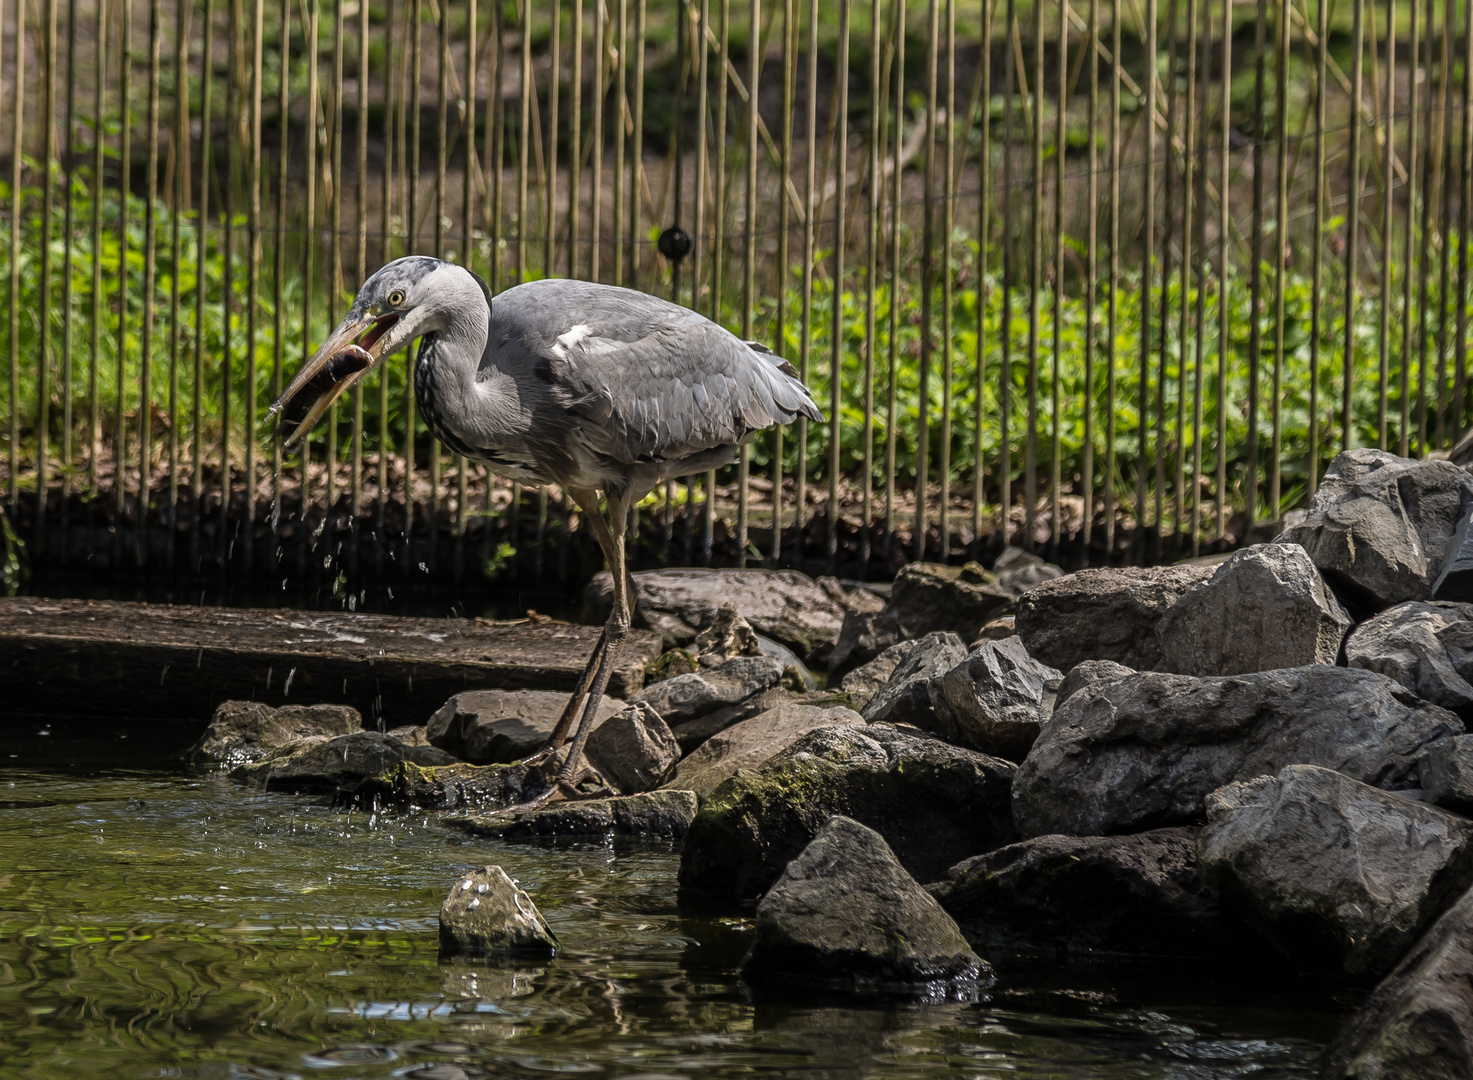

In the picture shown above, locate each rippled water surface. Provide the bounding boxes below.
[1,719,1348,1079]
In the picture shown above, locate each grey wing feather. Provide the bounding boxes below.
[502,281,822,465]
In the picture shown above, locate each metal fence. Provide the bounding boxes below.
[0,0,1466,592]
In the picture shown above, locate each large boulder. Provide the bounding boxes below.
[662,701,865,799]
[1346,602,1473,717]
[1198,765,1473,977]
[427,690,622,764]
[929,637,1061,761]
[858,632,969,729]
[678,724,1017,902]
[1013,667,1463,838]
[1419,735,1473,813]
[839,639,922,711]
[231,731,458,792]
[583,568,847,662]
[1155,543,1351,676]
[438,866,558,957]
[830,562,1020,675]
[185,701,362,765]
[444,790,699,842]
[1279,448,1473,613]
[583,701,681,794]
[741,816,987,986]
[1322,884,1473,1079]
[1014,564,1216,672]
[929,828,1260,960]
[633,655,786,726]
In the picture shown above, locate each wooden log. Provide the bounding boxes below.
[0,597,660,726]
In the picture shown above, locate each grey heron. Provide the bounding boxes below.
[271,256,822,800]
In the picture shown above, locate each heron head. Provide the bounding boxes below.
[271,256,481,451]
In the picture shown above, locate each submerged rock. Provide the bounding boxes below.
[1014,564,1216,672]
[929,828,1258,960]
[662,701,865,799]
[231,731,457,792]
[583,567,847,662]
[1013,666,1462,838]
[185,700,362,765]
[583,701,681,794]
[1322,884,1473,1079]
[678,724,1016,902]
[632,655,785,726]
[1155,543,1351,675]
[929,637,1061,761]
[438,865,557,957]
[741,816,988,986]
[445,790,699,841]
[427,689,621,765]
[1347,601,1473,717]
[1199,765,1473,977]
[859,632,969,730]
[1280,448,1473,613]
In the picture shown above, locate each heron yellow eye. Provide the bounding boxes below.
[387,289,406,307]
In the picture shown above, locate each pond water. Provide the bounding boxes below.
[1,719,1351,1080]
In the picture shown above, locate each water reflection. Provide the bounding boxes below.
[0,720,1341,1079]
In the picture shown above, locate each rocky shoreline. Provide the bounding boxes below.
[186,447,1473,1078]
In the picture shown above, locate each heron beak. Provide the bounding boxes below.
[270,309,402,451]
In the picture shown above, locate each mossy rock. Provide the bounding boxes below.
[677,724,1016,904]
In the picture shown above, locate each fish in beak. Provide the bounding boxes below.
[270,309,403,451]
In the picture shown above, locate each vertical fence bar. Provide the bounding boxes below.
[688,0,706,563]
[1049,0,1063,551]
[273,0,289,571]
[1136,0,1154,559]
[60,0,78,563]
[1378,1,1394,451]
[1106,0,1119,552]
[863,0,881,568]
[517,0,529,282]
[1214,0,1228,535]
[134,0,161,567]
[405,0,420,573]
[917,0,936,560]
[545,0,557,279]
[884,0,903,557]
[35,0,56,561]
[1157,0,1174,552]
[629,0,644,290]
[192,0,209,569]
[999,0,1012,538]
[1432,0,1450,451]
[1024,0,1041,551]
[1399,0,1420,456]
[1177,0,1196,551]
[795,0,814,564]
[300,0,318,577]
[591,0,603,281]
[1268,0,1288,513]
[936,0,953,560]
[828,0,848,569]
[327,0,344,537]
[974,0,991,554]
[1189,0,1205,552]
[429,0,448,572]
[1308,0,1325,491]
[378,0,395,575]
[569,0,582,279]
[350,0,368,575]
[702,0,721,563]
[1245,0,1264,520]
[165,0,187,569]
[1460,0,1472,443]
[1082,0,1096,555]
[242,0,262,574]
[4,0,20,512]
[771,0,793,564]
[738,0,758,568]
[613,0,626,286]
[90,0,107,501]
[1344,0,1361,450]
[112,0,131,567]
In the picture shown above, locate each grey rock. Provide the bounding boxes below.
[859,632,969,730]
[427,690,622,764]
[584,701,681,794]
[231,731,458,791]
[840,640,922,710]
[1434,501,1473,603]
[383,724,430,746]
[633,655,786,726]
[663,701,865,799]
[1015,564,1217,672]
[583,567,848,661]
[1321,883,1473,1079]
[992,546,1065,597]
[1155,543,1351,676]
[1347,601,1473,716]
[445,790,699,841]
[693,602,763,662]
[929,828,1260,960]
[1013,666,1464,838]
[678,723,1017,902]
[185,700,362,765]
[830,563,1019,675]
[741,816,988,986]
[929,637,1062,761]
[1054,659,1136,710]
[755,634,822,691]
[816,576,887,617]
[438,865,557,957]
[972,616,1017,645]
[1199,764,1473,976]
[1419,735,1473,812]
[667,688,852,755]
[1280,448,1473,612]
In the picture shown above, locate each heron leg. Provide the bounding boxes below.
[555,488,634,791]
